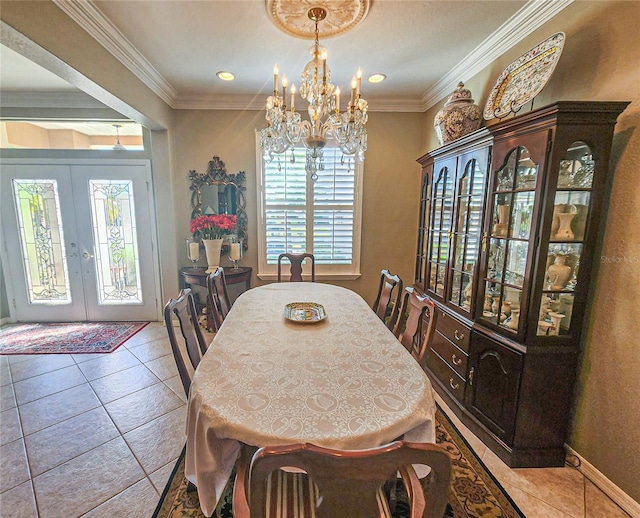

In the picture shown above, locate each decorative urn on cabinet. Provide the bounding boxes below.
[434,82,482,145]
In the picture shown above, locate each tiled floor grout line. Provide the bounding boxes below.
[2,323,632,518]
[73,355,164,509]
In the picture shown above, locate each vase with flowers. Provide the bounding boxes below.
[190,214,237,272]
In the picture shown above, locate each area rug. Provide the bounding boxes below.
[153,407,524,517]
[0,321,149,355]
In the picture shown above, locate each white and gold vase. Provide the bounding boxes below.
[554,212,576,240]
[434,82,482,145]
[203,238,224,273]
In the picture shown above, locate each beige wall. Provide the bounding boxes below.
[171,109,424,304]
[3,121,50,148]
[421,1,640,502]
[1,0,639,504]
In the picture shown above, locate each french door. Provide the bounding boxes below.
[1,160,160,322]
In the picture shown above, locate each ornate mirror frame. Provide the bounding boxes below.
[189,155,247,249]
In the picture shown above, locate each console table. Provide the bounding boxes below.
[180,266,252,330]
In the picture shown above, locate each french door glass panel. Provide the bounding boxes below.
[13,178,72,304]
[88,179,143,304]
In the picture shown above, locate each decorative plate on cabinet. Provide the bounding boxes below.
[284,302,327,323]
[483,32,565,120]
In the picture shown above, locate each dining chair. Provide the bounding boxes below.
[277,253,315,282]
[393,287,438,365]
[372,269,403,331]
[232,440,451,518]
[164,288,208,397]
[207,266,232,330]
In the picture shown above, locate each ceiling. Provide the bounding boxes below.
[0,0,573,113]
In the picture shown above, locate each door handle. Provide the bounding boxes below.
[82,252,94,259]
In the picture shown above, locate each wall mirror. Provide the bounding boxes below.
[189,155,247,249]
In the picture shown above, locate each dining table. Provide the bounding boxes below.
[185,282,437,517]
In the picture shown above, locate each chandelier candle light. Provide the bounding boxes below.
[260,7,368,180]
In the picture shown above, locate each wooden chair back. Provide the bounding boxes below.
[393,287,437,365]
[277,253,315,282]
[233,441,451,518]
[207,267,232,330]
[372,269,403,331]
[163,288,208,396]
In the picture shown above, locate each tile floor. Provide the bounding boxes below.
[0,322,632,517]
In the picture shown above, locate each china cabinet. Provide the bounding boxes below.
[416,101,628,467]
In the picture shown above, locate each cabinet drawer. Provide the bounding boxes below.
[430,331,468,379]
[426,351,466,403]
[436,311,470,352]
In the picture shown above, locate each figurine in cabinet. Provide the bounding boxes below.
[545,254,572,290]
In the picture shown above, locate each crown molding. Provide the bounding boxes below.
[173,94,425,112]
[365,97,425,113]
[52,0,177,107]
[51,0,572,113]
[173,94,267,111]
[421,0,574,110]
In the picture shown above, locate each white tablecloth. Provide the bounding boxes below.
[185,283,436,516]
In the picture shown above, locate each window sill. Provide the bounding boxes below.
[257,273,361,282]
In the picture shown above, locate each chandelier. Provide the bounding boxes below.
[260,7,368,180]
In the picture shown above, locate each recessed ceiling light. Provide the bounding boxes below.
[217,71,235,81]
[368,73,386,84]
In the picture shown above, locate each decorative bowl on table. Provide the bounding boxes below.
[284,302,327,323]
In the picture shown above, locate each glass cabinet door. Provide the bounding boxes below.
[426,158,455,297]
[447,150,488,314]
[536,141,593,337]
[415,172,430,289]
[478,145,538,334]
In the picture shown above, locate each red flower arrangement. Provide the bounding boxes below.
[190,214,237,240]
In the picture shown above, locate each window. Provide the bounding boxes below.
[256,140,362,280]
[0,120,144,150]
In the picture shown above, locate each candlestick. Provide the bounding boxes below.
[273,63,279,95]
[356,68,362,96]
[335,86,340,114]
[321,50,327,83]
[350,76,356,109]
[229,239,242,269]
[290,84,296,111]
[187,238,200,267]
[230,243,241,261]
[282,75,288,108]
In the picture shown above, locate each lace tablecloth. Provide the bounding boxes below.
[185,283,436,516]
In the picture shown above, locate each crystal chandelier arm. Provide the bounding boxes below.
[260,6,367,180]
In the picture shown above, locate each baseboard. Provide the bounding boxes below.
[0,317,13,327]
[565,445,640,516]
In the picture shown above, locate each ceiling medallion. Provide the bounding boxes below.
[266,0,370,39]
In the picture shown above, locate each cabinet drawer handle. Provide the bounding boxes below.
[454,329,465,341]
[451,354,463,366]
[449,378,460,390]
